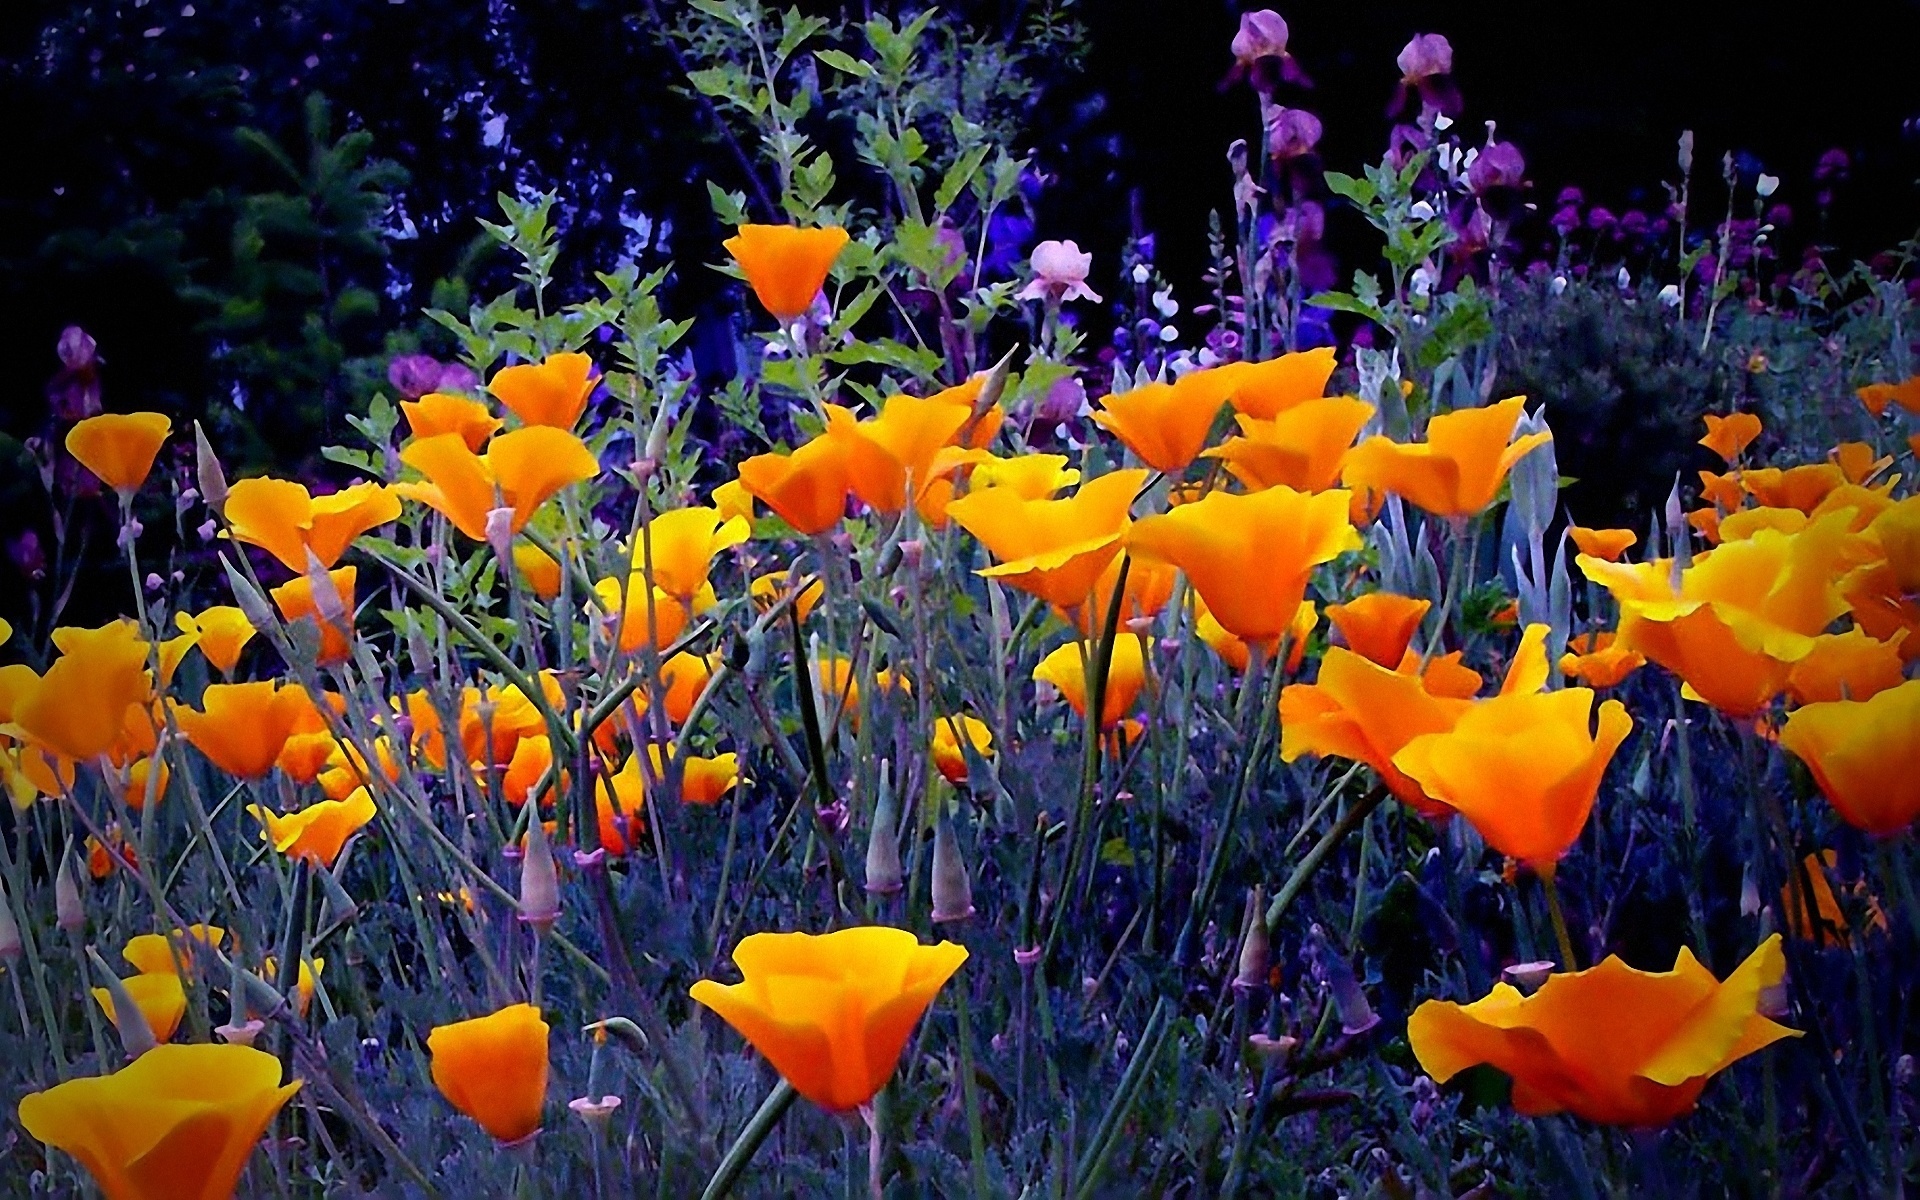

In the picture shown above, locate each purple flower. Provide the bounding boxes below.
[1020,240,1102,305]
[1264,107,1323,162]
[47,326,102,422]
[1556,186,1584,208]
[1586,207,1616,232]
[1619,209,1650,239]
[1231,10,1289,64]
[1814,148,1850,182]
[1396,33,1452,82]
[1467,140,1525,194]
[1549,205,1582,237]
[387,353,476,400]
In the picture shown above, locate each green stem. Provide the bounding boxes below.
[1541,871,1578,972]
[700,1079,799,1200]
[1265,786,1387,935]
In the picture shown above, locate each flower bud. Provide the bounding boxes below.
[55,855,84,933]
[1307,924,1378,1037]
[304,549,347,627]
[88,946,157,1060]
[864,761,904,896]
[1233,886,1269,994]
[0,880,21,960]
[518,813,561,933]
[221,553,277,633]
[485,506,516,567]
[194,421,229,513]
[930,815,975,924]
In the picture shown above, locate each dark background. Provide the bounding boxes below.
[5,0,1917,441]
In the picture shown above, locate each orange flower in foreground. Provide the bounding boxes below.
[223,478,400,571]
[1217,346,1338,419]
[1779,680,1920,836]
[1342,396,1552,519]
[92,972,187,1043]
[947,469,1148,613]
[17,1043,301,1200]
[1559,631,1645,689]
[1786,627,1906,705]
[396,428,599,541]
[65,412,172,496]
[247,787,376,868]
[10,622,151,764]
[270,567,357,666]
[1203,397,1375,494]
[737,423,859,535]
[593,576,689,653]
[511,542,563,600]
[1698,411,1762,463]
[1568,526,1637,562]
[428,1003,550,1143]
[1408,936,1797,1126]
[969,452,1081,499]
[931,714,994,783]
[1033,634,1150,728]
[637,507,750,600]
[1856,376,1920,417]
[691,926,968,1111]
[174,607,257,677]
[1393,686,1632,870]
[488,352,597,429]
[1128,485,1358,647]
[724,224,850,321]
[1092,369,1239,473]
[1326,592,1431,668]
[175,681,308,779]
[1076,553,1178,634]
[401,391,502,450]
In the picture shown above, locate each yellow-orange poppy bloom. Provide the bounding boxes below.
[1033,634,1150,728]
[1698,411,1762,463]
[724,224,850,321]
[1785,627,1906,705]
[1830,442,1892,486]
[1342,396,1553,519]
[1216,347,1338,419]
[174,681,308,779]
[592,575,689,653]
[690,926,968,1111]
[1075,553,1178,635]
[121,926,225,977]
[92,971,187,1043]
[260,956,325,1018]
[712,477,756,522]
[947,469,1149,614]
[749,571,824,623]
[401,391,502,450]
[1393,686,1632,870]
[65,412,172,496]
[853,393,974,515]
[1408,935,1797,1126]
[1559,631,1645,689]
[931,714,994,783]
[428,1003,550,1143]
[969,452,1081,499]
[174,607,257,677]
[1092,370,1237,473]
[1568,526,1637,562]
[1857,376,1920,416]
[1128,485,1358,647]
[496,733,558,807]
[9,622,151,764]
[488,352,597,429]
[595,753,649,855]
[16,1043,301,1200]
[1326,592,1430,668]
[1779,680,1920,836]
[636,508,750,600]
[270,566,357,666]
[511,542,563,600]
[118,756,168,811]
[395,427,599,541]
[1868,495,1920,593]
[736,415,868,535]
[1739,464,1848,514]
[222,478,399,571]
[247,787,377,868]
[275,689,341,784]
[1202,397,1375,494]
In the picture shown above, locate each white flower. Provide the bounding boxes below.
[1409,266,1434,297]
[1152,288,1179,318]
[1756,173,1779,198]
[1021,240,1102,305]
[1409,200,1436,221]
[1616,266,1631,290]
[1434,113,1454,131]
[1158,324,1179,343]
[1131,263,1151,285]
[1549,275,1567,296]
[1657,284,1681,308]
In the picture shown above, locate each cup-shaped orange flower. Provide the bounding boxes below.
[1785,627,1906,706]
[1326,592,1431,668]
[174,607,257,677]
[1393,687,1632,870]
[270,567,357,666]
[1076,553,1179,635]
[1408,935,1797,1126]
[737,422,861,534]
[247,787,376,868]
[968,452,1081,499]
[1280,647,1476,816]
[593,575,689,653]
[66,412,172,496]
[223,478,399,571]
[1780,680,1920,836]
[691,926,968,1111]
[93,971,187,1043]
[10,622,152,764]
[1559,632,1645,689]
[401,391,502,450]
[175,681,308,779]
[724,224,850,321]
[1033,634,1149,728]
[428,1003,550,1143]
[488,352,597,429]
[1568,526,1637,562]
[511,542,563,600]
[853,392,975,514]
[931,715,994,783]
[1128,485,1358,647]
[17,1043,301,1200]
[396,428,599,541]
[1857,376,1920,416]
[1203,397,1375,494]
[1699,411,1763,463]
[947,469,1148,613]
[1216,347,1338,419]
[1092,371,1237,473]
[637,507,750,600]
[1342,396,1553,518]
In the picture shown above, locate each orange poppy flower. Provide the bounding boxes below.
[853,393,975,513]
[247,787,377,868]
[275,689,341,784]
[92,971,187,1043]
[1341,396,1553,519]
[1074,553,1177,635]
[690,926,968,1111]
[636,508,750,600]
[931,714,994,783]
[737,424,859,535]
[594,754,649,855]
[428,1003,550,1143]
[121,926,226,977]
[1856,376,1920,417]
[1033,634,1150,728]
[1779,680,1920,836]
[1393,686,1632,869]
[1217,346,1338,419]
[1202,397,1375,494]
[679,750,741,805]
[1408,935,1797,1126]
[455,677,561,767]
[270,566,357,666]
[593,575,690,653]
[174,681,308,779]
[496,733,558,807]
[1698,412,1762,463]
[947,469,1149,614]
[1868,495,1920,592]
[9,622,152,764]
[401,391,503,450]
[749,571,824,623]
[1326,592,1431,668]
[1559,631,1646,689]
[395,427,600,541]
[1128,485,1358,647]
[260,956,325,1018]
[1830,442,1892,486]
[1568,526,1637,562]
[488,352,597,429]
[1091,370,1237,473]
[724,224,850,322]
[1785,626,1906,705]
[1738,464,1847,514]
[174,607,257,677]
[118,756,168,811]
[16,1043,301,1200]
[65,412,172,496]
[511,542,563,600]
[223,478,400,571]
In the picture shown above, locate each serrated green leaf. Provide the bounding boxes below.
[814,48,873,77]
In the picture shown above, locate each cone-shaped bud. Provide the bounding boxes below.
[930,815,975,924]
[1233,886,1269,994]
[1307,923,1378,1036]
[303,549,347,627]
[518,811,561,933]
[195,421,229,513]
[0,881,20,960]
[55,855,84,933]
[316,862,360,927]
[221,553,277,634]
[88,946,157,1060]
[485,506,516,567]
[864,761,904,896]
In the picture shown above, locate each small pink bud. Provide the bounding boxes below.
[485,506,516,565]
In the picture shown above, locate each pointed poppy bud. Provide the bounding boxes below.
[1233,886,1269,995]
[193,421,228,512]
[1308,924,1378,1036]
[865,761,904,895]
[519,812,561,933]
[930,816,975,924]
[0,880,20,960]
[56,854,84,933]
[88,946,162,1058]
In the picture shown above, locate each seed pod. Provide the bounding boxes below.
[930,815,975,924]
[194,421,229,514]
[55,855,84,933]
[864,761,903,896]
[518,813,561,934]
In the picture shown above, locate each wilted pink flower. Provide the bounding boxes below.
[1265,107,1323,162]
[47,326,102,422]
[1019,240,1102,305]
[1231,10,1289,64]
[1396,33,1452,82]
[388,354,479,400]
[1467,140,1525,194]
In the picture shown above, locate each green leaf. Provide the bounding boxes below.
[706,181,750,228]
[934,143,990,215]
[813,48,873,78]
[1305,290,1389,325]
[1323,171,1377,207]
